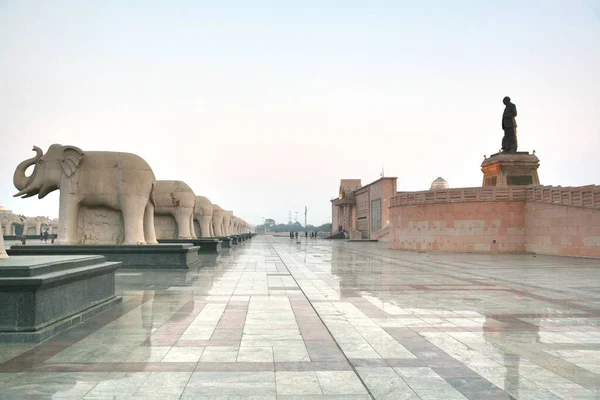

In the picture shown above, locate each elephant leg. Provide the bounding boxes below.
[189,215,197,239]
[122,196,148,245]
[198,219,205,237]
[143,201,158,245]
[174,209,192,239]
[199,217,209,237]
[57,196,80,244]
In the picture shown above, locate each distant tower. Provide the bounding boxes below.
[288,210,292,225]
[304,206,307,228]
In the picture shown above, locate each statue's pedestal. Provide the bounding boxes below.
[8,244,200,269]
[215,237,233,248]
[158,238,222,254]
[0,255,121,342]
[481,152,540,187]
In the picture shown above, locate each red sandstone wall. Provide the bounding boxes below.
[525,202,600,258]
[390,201,526,253]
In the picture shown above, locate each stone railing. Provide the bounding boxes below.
[389,185,600,210]
[375,226,389,239]
[390,187,527,207]
[526,185,600,209]
[347,227,362,240]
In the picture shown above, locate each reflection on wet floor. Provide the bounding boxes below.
[1,236,599,399]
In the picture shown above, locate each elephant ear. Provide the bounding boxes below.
[61,146,85,178]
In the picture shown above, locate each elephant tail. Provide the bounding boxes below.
[149,182,156,207]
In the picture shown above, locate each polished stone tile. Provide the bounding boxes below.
[162,346,205,362]
[275,371,323,395]
[199,346,239,362]
[315,370,368,394]
[183,371,276,397]
[273,344,311,362]
[356,367,420,399]
[1,237,600,399]
[237,346,274,362]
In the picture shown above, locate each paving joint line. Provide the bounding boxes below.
[269,240,376,400]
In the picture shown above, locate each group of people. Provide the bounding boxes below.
[289,231,319,239]
[40,230,54,243]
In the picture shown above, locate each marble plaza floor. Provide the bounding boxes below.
[1,237,600,399]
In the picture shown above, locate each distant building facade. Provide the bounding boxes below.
[331,177,397,241]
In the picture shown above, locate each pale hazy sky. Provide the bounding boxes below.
[1,0,599,226]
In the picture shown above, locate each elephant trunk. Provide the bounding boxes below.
[13,146,43,194]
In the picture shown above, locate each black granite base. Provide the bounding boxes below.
[3,234,58,241]
[158,238,221,253]
[0,255,122,342]
[7,244,200,269]
[215,237,232,248]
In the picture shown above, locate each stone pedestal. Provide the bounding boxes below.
[215,237,232,248]
[158,238,222,254]
[0,255,121,342]
[481,152,540,187]
[8,244,200,269]
[3,234,57,241]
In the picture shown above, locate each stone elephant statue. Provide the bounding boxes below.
[211,204,226,237]
[154,180,196,240]
[0,213,25,236]
[23,216,51,235]
[236,217,245,234]
[231,216,239,234]
[194,196,214,237]
[13,144,158,245]
[222,211,233,236]
[0,220,8,259]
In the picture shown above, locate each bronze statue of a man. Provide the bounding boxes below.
[501,96,518,153]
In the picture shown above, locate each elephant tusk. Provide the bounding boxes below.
[14,188,31,197]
